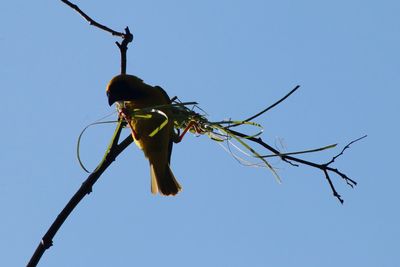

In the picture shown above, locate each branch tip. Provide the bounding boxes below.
[61,0,126,38]
[228,128,362,203]
[227,84,300,129]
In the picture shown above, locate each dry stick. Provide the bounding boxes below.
[227,85,300,128]
[61,0,125,37]
[27,1,135,266]
[227,84,300,167]
[116,27,133,74]
[227,128,367,203]
[60,0,134,74]
[27,123,133,267]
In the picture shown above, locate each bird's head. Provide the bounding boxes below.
[106,74,145,106]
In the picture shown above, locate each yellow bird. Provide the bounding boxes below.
[106,74,182,196]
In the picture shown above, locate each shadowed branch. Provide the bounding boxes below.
[227,128,366,203]
[27,1,135,266]
[227,85,300,128]
[61,0,133,74]
[27,121,133,266]
[61,0,125,37]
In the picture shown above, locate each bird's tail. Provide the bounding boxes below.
[150,163,182,196]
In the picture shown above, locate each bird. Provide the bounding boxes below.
[106,74,182,196]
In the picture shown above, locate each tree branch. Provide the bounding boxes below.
[60,0,134,74]
[28,2,135,266]
[61,0,125,37]
[227,128,366,203]
[27,122,133,267]
[116,27,133,74]
[227,85,300,128]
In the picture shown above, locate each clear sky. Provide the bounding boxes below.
[1,1,399,266]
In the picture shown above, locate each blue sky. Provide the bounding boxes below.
[1,1,399,266]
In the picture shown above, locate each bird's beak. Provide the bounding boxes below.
[107,91,115,106]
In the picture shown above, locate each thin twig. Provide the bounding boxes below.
[60,0,125,37]
[29,2,135,265]
[116,27,134,74]
[27,122,133,267]
[227,128,366,203]
[227,85,300,128]
[324,135,367,166]
[60,0,134,74]
[60,0,134,107]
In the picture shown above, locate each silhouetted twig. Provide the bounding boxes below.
[227,128,366,203]
[116,27,133,74]
[227,85,300,128]
[61,0,125,37]
[27,1,135,266]
[27,121,133,267]
[60,0,133,74]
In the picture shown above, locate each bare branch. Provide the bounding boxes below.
[61,0,126,37]
[27,122,133,267]
[227,85,300,128]
[325,135,367,166]
[28,3,136,266]
[323,169,343,203]
[60,0,134,74]
[116,27,134,74]
[227,128,366,203]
